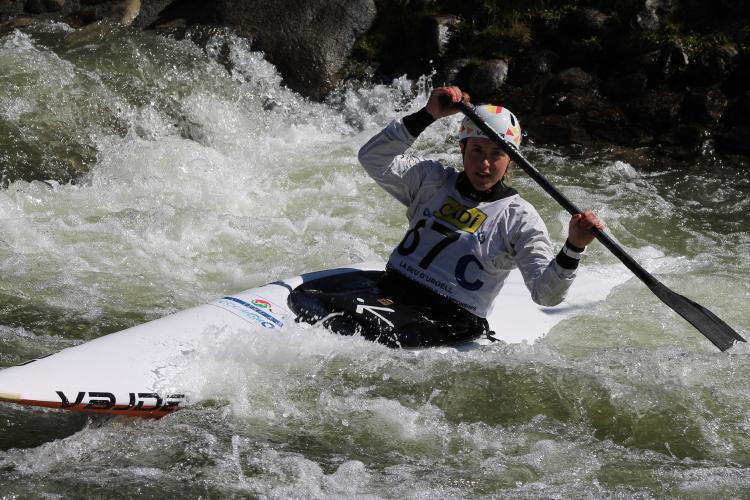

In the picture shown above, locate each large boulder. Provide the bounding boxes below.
[523,114,593,146]
[2,0,376,100]
[627,90,684,134]
[0,0,173,27]
[509,49,559,85]
[723,50,750,97]
[716,126,750,155]
[722,91,750,125]
[602,71,648,100]
[455,59,509,101]
[0,0,23,19]
[683,44,739,86]
[585,102,652,147]
[22,0,64,14]
[153,0,376,100]
[220,0,376,100]
[545,66,596,93]
[634,0,674,32]
[683,87,728,123]
[562,7,615,38]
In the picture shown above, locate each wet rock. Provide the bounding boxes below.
[435,57,469,87]
[737,92,750,119]
[723,50,750,97]
[133,0,174,28]
[375,12,450,79]
[657,124,708,150]
[683,87,727,123]
[543,88,597,116]
[5,0,172,27]
[0,0,22,18]
[566,37,608,68]
[0,15,30,30]
[397,13,459,69]
[3,0,750,160]
[562,7,614,37]
[153,0,376,100]
[523,114,592,146]
[510,49,558,85]
[583,99,652,147]
[434,14,459,57]
[716,126,750,155]
[545,67,595,94]
[602,72,648,100]
[500,84,539,115]
[68,6,99,25]
[23,0,62,14]
[30,0,373,98]
[116,0,140,26]
[722,91,750,125]
[410,0,436,7]
[635,0,673,32]
[684,45,739,86]
[612,50,671,88]
[653,43,689,83]
[456,59,509,101]
[622,50,661,74]
[232,0,376,100]
[627,90,684,134]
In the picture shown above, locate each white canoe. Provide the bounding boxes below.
[0,262,627,417]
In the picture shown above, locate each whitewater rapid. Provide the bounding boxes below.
[1,20,750,498]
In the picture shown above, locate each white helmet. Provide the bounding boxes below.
[458,104,522,148]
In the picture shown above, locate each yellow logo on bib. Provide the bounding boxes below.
[434,197,487,233]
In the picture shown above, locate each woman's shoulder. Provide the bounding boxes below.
[414,159,459,184]
[506,194,539,214]
[480,192,535,216]
[497,195,544,233]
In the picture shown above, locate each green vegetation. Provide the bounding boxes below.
[349,0,602,77]
[350,0,749,81]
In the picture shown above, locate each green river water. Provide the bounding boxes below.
[1,20,749,499]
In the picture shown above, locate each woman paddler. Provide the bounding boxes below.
[291,86,603,347]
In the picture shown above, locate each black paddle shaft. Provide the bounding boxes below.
[458,101,745,351]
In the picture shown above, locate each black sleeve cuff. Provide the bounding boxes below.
[402,107,435,138]
[555,250,580,270]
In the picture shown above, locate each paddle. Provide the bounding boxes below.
[457,100,745,351]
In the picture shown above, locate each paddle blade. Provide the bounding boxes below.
[649,283,745,351]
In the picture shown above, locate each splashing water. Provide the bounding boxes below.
[1,20,749,498]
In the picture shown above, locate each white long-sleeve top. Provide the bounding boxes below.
[358,118,577,317]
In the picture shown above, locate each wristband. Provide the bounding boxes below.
[561,241,585,260]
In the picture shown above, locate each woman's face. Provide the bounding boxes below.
[460,137,511,192]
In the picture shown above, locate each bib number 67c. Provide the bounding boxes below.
[396,218,484,291]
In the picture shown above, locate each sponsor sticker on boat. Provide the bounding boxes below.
[212,295,284,329]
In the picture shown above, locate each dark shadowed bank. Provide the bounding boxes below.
[1,0,749,170]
